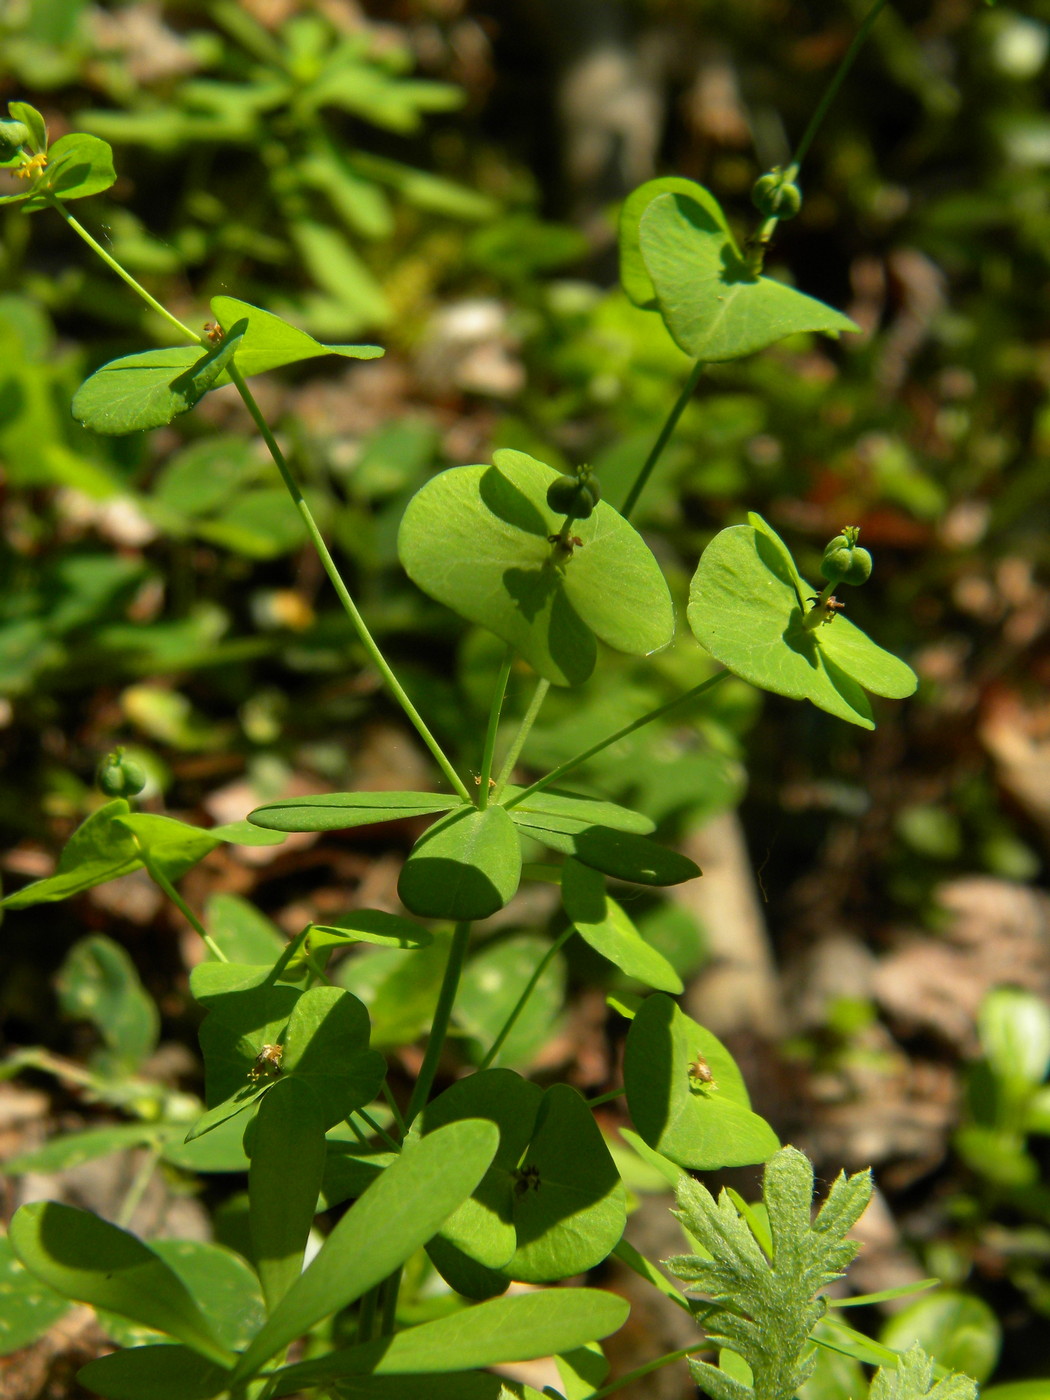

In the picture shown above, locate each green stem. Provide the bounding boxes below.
[380,1079,407,1137]
[136,844,227,961]
[582,1343,708,1400]
[478,647,513,810]
[404,921,472,1126]
[55,203,470,803]
[791,0,892,172]
[479,925,574,1071]
[117,1146,162,1229]
[620,358,705,521]
[492,677,551,801]
[585,1087,626,1109]
[50,199,203,344]
[225,362,471,803]
[503,671,728,812]
[356,1286,379,1344]
[379,1267,402,1336]
[356,1107,401,1153]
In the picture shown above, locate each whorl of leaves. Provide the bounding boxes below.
[664,1145,873,1400]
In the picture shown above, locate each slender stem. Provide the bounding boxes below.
[356,1107,401,1153]
[356,1286,379,1344]
[50,199,204,344]
[55,203,470,803]
[404,921,472,1126]
[791,0,891,172]
[136,843,227,961]
[117,1146,162,1229]
[583,1344,708,1400]
[479,926,574,1071]
[226,362,471,802]
[478,647,513,810]
[620,358,705,521]
[492,677,551,801]
[345,1114,371,1147]
[380,1079,407,1137]
[378,1267,402,1336]
[585,1087,626,1109]
[503,672,729,812]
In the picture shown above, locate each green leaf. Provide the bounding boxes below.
[623,994,779,1170]
[504,1084,627,1283]
[639,193,858,361]
[248,791,462,832]
[0,1235,70,1356]
[195,979,302,1112]
[249,1076,327,1310]
[667,1147,873,1400]
[502,787,654,835]
[417,1069,544,1272]
[3,1124,164,1176]
[982,1385,1050,1400]
[688,516,916,729]
[71,321,247,436]
[56,934,159,1070]
[880,1293,1000,1384]
[266,1287,631,1395]
[561,858,683,991]
[556,1341,610,1400]
[1,800,138,908]
[620,177,730,309]
[8,102,47,153]
[140,1239,265,1352]
[205,893,286,964]
[230,1118,500,1383]
[161,1112,252,1174]
[281,985,386,1128]
[398,805,522,921]
[398,450,675,686]
[870,1345,979,1400]
[114,812,222,872]
[8,1203,235,1368]
[568,827,701,886]
[210,296,383,377]
[77,1346,229,1400]
[22,133,115,208]
[309,910,433,950]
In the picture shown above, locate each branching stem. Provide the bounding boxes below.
[492,677,551,801]
[478,647,513,810]
[503,671,729,812]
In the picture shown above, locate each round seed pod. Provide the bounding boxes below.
[546,473,600,520]
[751,171,802,221]
[98,749,147,798]
[0,120,29,161]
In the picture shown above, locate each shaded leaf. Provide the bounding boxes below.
[640,193,857,361]
[77,1346,228,1400]
[398,450,674,686]
[0,1235,70,1357]
[310,910,433,950]
[72,322,247,436]
[624,994,778,1170]
[22,133,115,208]
[620,176,730,309]
[561,858,683,991]
[398,805,522,921]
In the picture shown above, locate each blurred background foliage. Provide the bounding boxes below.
[2,0,1050,1392]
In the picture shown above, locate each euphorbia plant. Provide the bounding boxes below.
[2,7,982,1397]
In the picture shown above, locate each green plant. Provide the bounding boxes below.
[1,9,998,1395]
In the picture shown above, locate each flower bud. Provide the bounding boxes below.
[98,748,147,798]
[751,169,802,221]
[0,119,29,161]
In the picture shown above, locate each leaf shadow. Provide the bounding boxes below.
[479,464,548,536]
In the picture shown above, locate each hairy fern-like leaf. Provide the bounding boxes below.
[664,1145,873,1400]
[871,1344,978,1400]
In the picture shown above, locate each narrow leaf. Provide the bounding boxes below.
[211,295,383,376]
[230,1118,499,1382]
[249,1076,327,1310]
[248,791,462,832]
[9,1203,234,1367]
[561,857,683,991]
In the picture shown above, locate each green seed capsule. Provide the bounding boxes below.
[98,748,147,798]
[751,170,802,221]
[0,120,29,161]
[819,526,872,587]
[546,473,600,520]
